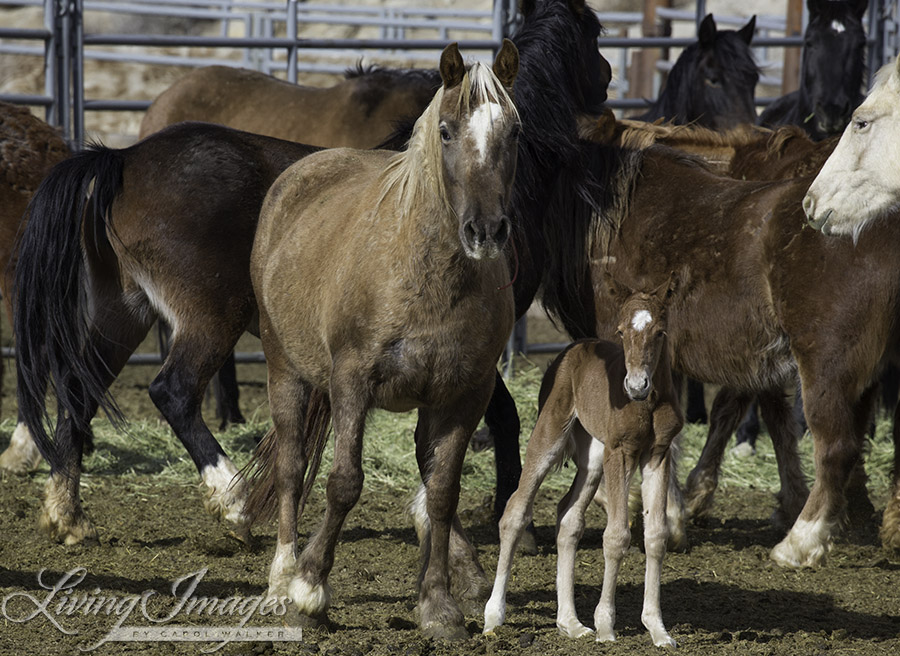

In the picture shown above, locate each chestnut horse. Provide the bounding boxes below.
[15,123,319,544]
[556,131,900,564]
[0,102,69,473]
[247,42,520,640]
[139,63,440,147]
[484,275,682,646]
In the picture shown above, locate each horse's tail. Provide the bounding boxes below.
[244,388,332,523]
[14,145,126,472]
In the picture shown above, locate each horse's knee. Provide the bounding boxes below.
[325,467,363,513]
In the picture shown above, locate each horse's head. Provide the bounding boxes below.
[673,14,758,130]
[798,0,868,139]
[804,54,900,239]
[607,273,677,402]
[435,41,521,260]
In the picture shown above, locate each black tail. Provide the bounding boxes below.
[14,145,126,472]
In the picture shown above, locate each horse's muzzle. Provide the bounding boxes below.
[462,215,511,260]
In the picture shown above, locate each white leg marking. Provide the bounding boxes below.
[288,575,332,617]
[770,517,832,568]
[200,456,250,528]
[0,423,43,473]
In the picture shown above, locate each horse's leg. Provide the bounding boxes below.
[770,367,870,567]
[484,412,580,634]
[684,388,752,519]
[264,367,313,605]
[733,401,760,456]
[555,426,604,639]
[213,351,246,430]
[845,385,877,529]
[663,437,688,552]
[289,366,367,623]
[879,396,900,550]
[757,389,808,531]
[0,417,43,473]
[414,381,493,640]
[639,447,675,648]
[42,305,152,544]
[148,327,251,539]
[684,378,708,424]
[484,371,522,517]
[593,440,634,643]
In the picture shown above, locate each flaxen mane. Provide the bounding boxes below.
[378,61,518,219]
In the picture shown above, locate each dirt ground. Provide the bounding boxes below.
[1,318,899,656]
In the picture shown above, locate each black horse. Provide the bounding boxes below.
[759,0,867,140]
[634,13,758,130]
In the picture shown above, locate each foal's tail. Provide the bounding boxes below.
[14,146,126,472]
[244,389,332,523]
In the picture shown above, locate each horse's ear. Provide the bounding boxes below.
[699,14,717,47]
[806,0,823,16]
[737,15,756,45]
[493,39,519,89]
[519,0,536,18]
[852,0,869,19]
[439,43,465,89]
[568,0,586,16]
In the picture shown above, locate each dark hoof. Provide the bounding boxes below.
[422,622,469,641]
[283,604,332,631]
[517,524,538,556]
[471,427,494,453]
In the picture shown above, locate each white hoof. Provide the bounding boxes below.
[483,600,505,634]
[0,424,43,474]
[558,619,594,639]
[770,518,830,568]
[288,576,332,617]
[201,458,250,531]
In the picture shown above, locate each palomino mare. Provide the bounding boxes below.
[759,0,868,140]
[634,14,758,130]
[139,62,440,146]
[247,42,520,640]
[559,123,900,565]
[483,276,682,646]
[15,123,319,544]
[0,102,69,474]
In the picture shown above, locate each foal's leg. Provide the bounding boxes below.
[684,388,753,518]
[593,441,635,643]
[0,416,43,474]
[213,352,246,430]
[148,325,251,539]
[880,397,900,550]
[757,389,808,531]
[484,411,576,634]
[556,426,604,639]
[42,304,153,544]
[639,448,675,647]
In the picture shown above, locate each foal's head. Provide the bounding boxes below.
[388,41,520,260]
[607,274,678,402]
[799,0,868,138]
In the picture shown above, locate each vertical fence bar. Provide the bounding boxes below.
[43,0,58,126]
[72,0,84,148]
[56,0,72,141]
[287,0,298,83]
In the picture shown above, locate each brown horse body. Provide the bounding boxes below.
[139,64,440,146]
[579,143,900,564]
[0,102,69,474]
[14,122,318,544]
[484,278,682,645]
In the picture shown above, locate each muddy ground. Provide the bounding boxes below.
[1,319,899,656]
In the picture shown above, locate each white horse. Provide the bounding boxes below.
[803,54,900,239]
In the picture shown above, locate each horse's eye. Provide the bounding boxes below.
[616,329,624,339]
[705,77,721,88]
[854,118,870,132]
[440,125,451,143]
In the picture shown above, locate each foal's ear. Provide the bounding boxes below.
[439,43,465,89]
[493,39,519,89]
[568,0,587,16]
[699,14,717,47]
[603,270,632,304]
[737,15,756,45]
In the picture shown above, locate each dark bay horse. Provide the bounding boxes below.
[0,102,70,474]
[139,62,440,146]
[633,13,758,130]
[484,276,682,646]
[759,0,868,140]
[248,41,521,640]
[556,133,900,565]
[15,123,319,544]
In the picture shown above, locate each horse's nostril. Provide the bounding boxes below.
[464,221,479,245]
[493,217,511,244]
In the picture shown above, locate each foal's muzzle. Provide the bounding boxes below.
[624,372,652,401]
